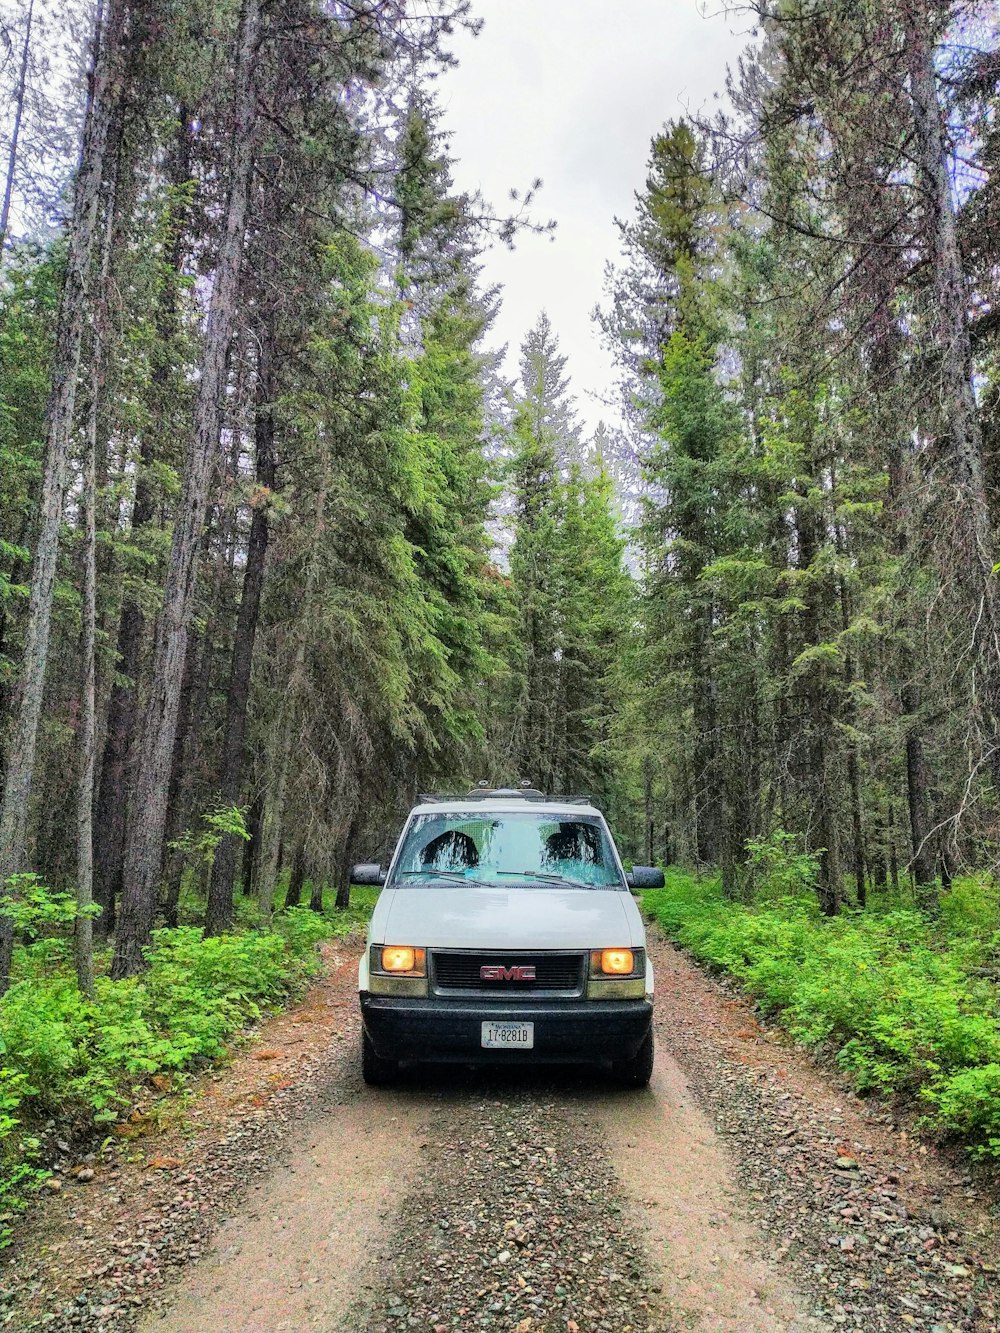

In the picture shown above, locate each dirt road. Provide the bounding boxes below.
[6,936,999,1333]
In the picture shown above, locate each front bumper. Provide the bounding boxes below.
[360,993,652,1066]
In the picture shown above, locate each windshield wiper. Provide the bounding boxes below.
[397,869,492,888]
[495,870,592,887]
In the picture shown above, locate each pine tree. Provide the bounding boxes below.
[0,0,132,991]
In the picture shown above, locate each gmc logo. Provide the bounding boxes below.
[480,964,536,982]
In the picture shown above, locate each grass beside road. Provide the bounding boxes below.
[0,883,377,1244]
[643,868,1000,1160]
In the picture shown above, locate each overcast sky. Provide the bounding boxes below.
[438,1,753,433]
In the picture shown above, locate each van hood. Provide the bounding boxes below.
[378,884,643,950]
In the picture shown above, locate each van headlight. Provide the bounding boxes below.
[368,945,428,997]
[588,947,645,999]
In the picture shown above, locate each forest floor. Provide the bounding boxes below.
[3,932,1000,1333]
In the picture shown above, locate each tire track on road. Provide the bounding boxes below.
[142,1072,429,1333]
[596,1063,813,1333]
[346,1082,670,1333]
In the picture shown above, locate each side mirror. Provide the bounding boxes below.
[626,866,665,891]
[351,863,387,887]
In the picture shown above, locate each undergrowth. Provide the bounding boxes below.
[644,861,1000,1160]
[0,882,377,1245]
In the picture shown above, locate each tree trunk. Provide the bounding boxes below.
[0,0,33,257]
[93,580,143,935]
[76,120,120,996]
[160,638,197,930]
[93,109,192,937]
[334,826,356,911]
[77,386,99,998]
[284,839,306,909]
[242,789,263,896]
[793,480,841,916]
[939,841,953,892]
[905,1,1000,759]
[0,0,128,993]
[113,0,261,979]
[901,680,937,907]
[642,755,653,866]
[256,653,301,923]
[870,808,888,892]
[814,730,842,917]
[693,605,721,865]
[888,799,900,893]
[847,748,865,907]
[837,569,866,908]
[205,319,277,934]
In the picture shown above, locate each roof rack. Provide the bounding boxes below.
[464,786,546,800]
[416,788,594,805]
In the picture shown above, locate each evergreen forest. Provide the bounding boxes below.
[3,0,1000,1241]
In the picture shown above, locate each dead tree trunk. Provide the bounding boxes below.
[0,0,128,993]
[205,319,277,935]
[113,0,261,979]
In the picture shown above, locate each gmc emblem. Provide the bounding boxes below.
[480,964,536,981]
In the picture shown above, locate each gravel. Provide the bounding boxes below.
[342,1086,670,1333]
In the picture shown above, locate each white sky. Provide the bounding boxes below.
[439,1,753,433]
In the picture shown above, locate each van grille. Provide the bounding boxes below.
[431,950,585,996]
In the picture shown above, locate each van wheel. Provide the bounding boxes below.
[362,1028,397,1086]
[612,1028,654,1088]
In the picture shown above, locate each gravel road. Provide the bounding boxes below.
[4,933,999,1333]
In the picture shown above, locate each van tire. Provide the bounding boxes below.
[612,1027,654,1087]
[362,1028,397,1086]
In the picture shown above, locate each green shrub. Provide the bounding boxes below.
[924,1064,1000,1158]
[745,830,822,901]
[0,887,374,1245]
[644,868,1000,1158]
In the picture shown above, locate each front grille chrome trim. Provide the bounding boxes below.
[429,949,587,998]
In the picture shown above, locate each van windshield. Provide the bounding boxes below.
[390,811,624,890]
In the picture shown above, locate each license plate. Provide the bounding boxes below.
[481,1021,534,1049]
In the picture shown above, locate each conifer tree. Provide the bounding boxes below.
[503,315,629,798]
[0,0,131,991]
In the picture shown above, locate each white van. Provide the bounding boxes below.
[354,789,664,1086]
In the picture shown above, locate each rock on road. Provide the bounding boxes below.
[7,935,1000,1333]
